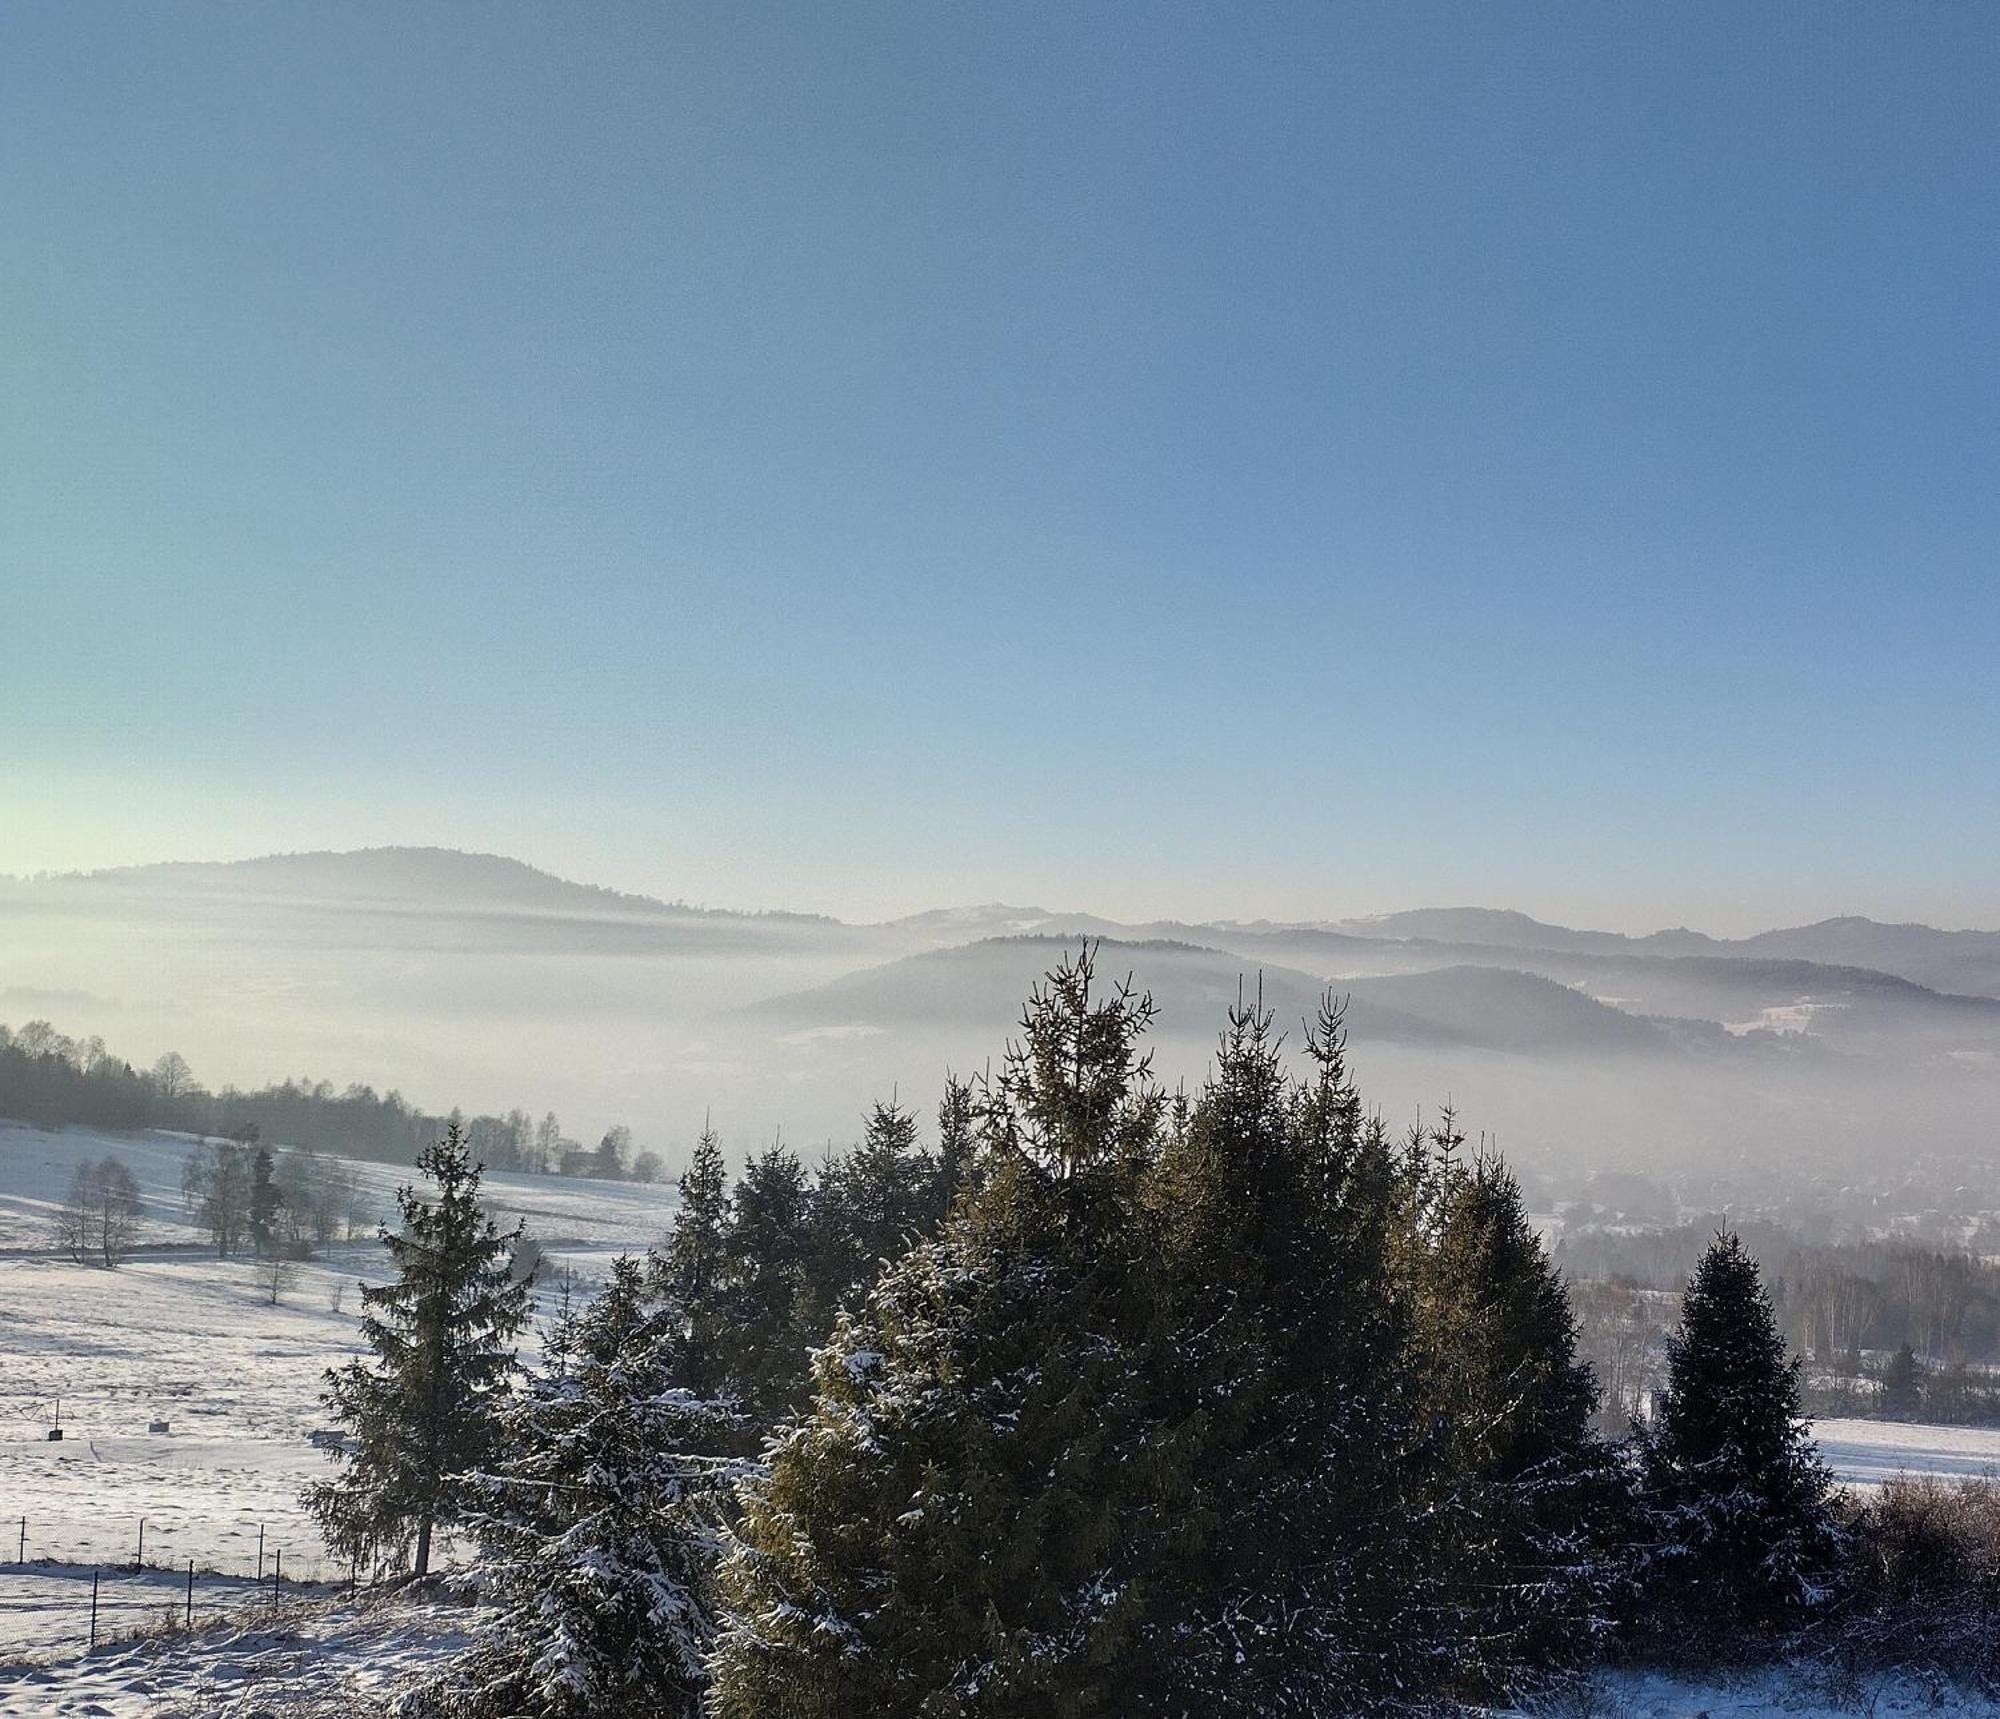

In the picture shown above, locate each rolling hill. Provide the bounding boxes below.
[3,848,1997,1178]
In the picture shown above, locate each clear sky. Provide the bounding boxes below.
[4,4,1996,932]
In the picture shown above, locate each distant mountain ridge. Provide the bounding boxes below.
[749,935,1682,1059]
[29,847,837,924]
[12,849,2000,1004]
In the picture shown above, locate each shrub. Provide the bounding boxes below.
[1827,1476,2000,1686]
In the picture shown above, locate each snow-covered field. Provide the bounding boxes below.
[0,1124,676,1662]
[1812,1416,2000,1490]
[1508,1668,2000,1716]
[0,1589,470,1717]
[0,1242,381,1584]
[0,1121,680,1253]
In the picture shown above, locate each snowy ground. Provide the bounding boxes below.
[1812,1416,2000,1490]
[0,1242,390,1604]
[0,1588,470,1717]
[0,1124,674,1662]
[0,1563,344,1668]
[1503,1667,2000,1716]
[0,1120,680,1253]
[6,1599,2000,1719]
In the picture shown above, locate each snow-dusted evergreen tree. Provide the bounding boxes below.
[708,944,1193,1717]
[1150,989,1420,1712]
[722,1142,814,1420]
[249,1142,280,1257]
[404,1255,744,1719]
[305,1123,529,1575]
[1880,1342,1924,1417]
[1413,1144,1627,1695]
[932,1071,978,1218]
[656,1121,731,1398]
[1639,1230,1840,1632]
[810,1094,938,1302]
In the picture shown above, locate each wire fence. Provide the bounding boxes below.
[0,1514,363,1657]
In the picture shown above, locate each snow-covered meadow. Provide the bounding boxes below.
[0,1121,679,1254]
[1811,1416,2000,1490]
[0,1124,677,1661]
[0,1588,472,1717]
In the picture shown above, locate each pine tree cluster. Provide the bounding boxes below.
[706,951,1673,1715]
[311,948,1850,1718]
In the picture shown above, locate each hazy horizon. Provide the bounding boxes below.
[8,840,2000,944]
[7,842,2000,1190]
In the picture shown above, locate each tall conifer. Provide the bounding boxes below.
[1417,1152,1624,1692]
[708,944,1190,1717]
[724,1143,814,1420]
[1153,990,1419,1711]
[1640,1231,1839,1632]
[659,1121,731,1398]
[305,1123,529,1575]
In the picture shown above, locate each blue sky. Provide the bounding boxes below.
[4,4,1996,930]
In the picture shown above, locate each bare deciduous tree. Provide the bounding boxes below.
[182,1139,256,1256]
[152,1050,195,1100]
[54,1157,143,1266]
[53,1163,92,1263]
[265,1251,300,1306]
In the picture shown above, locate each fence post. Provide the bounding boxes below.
[15,1517,21,1565]
[136,1517,144,1571]
[256,1523,264,1581]
[90,1569,98,1649]
[272,1548,281,1611]
[186,1558,194,1628]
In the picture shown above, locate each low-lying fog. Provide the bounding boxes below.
[5,849,1999,1204]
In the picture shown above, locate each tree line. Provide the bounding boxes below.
[298,946,1975,1719]
[0,1019,649,1178]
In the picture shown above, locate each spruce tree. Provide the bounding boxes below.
[831,1096,937,1286]
[657,1121,731,1398]
[796,1095,944,1341]
[1415,1149,1624,1693]
[1152,990,1420,1712]
[933,1072,978,1217]
[724,1142,814,1420]
[1881,1342,1923,1417]
[250,1143,280,1258]
[305,1123,529,1575]
[1640,1231,1839,1633]
[407,1255,744,1718]
[708,944,1192,1717]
